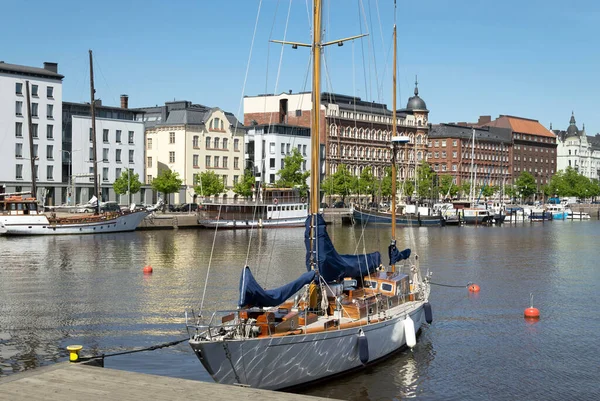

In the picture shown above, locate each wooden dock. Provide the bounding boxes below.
[0,363,337,401]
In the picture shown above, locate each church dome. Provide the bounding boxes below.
[566,112,579,138]
[405,77,427,111]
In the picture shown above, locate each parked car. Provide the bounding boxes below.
[178,203,199,212]
[100,201,121,213]
[333,201,347,208]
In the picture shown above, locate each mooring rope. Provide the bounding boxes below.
[77,338,188,363]
[430,281,473,288]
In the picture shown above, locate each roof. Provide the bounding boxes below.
[137,101,244,130]
[429,123,512,144]
[485,115,555,138]
[63,101,145,114]
[0,61,64,80]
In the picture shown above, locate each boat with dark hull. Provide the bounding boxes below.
[353,206,445,227]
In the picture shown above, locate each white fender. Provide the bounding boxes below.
[404,315,416,349]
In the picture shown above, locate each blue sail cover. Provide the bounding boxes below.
[389,243,411,265]
[304,215,381,282]
[238,266,316,308]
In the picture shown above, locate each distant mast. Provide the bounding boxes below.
[89,50,100,215]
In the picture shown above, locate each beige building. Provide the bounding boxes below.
[137,101,245,204]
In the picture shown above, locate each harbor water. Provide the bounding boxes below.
[1,221,599,400]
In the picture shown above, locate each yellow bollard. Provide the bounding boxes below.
[66,345,83,362]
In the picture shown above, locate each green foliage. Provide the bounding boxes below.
[276,149,310,196]
[322,164,357,202]
[515,171,537,199]
[113,169,142,196]
[380,167,393,198]
[402,180,415,198]
[480,185,498,198]
[546,167,600,199]
[357,166,376,197]
[439,174,458,199]
[415,163,436,199]
[233,169,255,198]
[194,171,225,197]
[151,170,182,200]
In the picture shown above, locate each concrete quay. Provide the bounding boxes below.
[0,363,337,401]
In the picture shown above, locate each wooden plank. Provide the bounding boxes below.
[0,363,337,401]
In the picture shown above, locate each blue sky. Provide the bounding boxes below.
[2,0,599,132]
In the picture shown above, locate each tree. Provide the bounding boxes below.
[233,169,255,199]
[460,181,471,200]
[276,149,310,196]
[151,169,182,207]
[323,164,357,203]
[194,171,225,198]
[416,163,436,200]
[439,174,458,200]
[357,166,376,201]
[515,171,536,201]
[113,169,142,205]
[402,180,415,199]
[380,167,393,199]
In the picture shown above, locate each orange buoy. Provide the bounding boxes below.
[468,283,480,293]
[143,265,153,274]
[524,293,540,319]
[524,307,540,319]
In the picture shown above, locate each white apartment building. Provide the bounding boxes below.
[0,61,63,204]
[138,101,246,203]
[555,112,600,180]
[246,124,311,188]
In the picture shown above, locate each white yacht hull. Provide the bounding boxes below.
[198,216,306,229]
[190,303,426,390]
[0,211,148,235]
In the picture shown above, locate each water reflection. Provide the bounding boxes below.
[1,222,600,400]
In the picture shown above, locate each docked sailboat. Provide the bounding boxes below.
[0,51,152,236]
[187,1,432,390]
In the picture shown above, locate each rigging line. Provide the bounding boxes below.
[199,204,223,315]
[261,0,281,115]
[364,0,381,102]
[356,0,369,102]
[92,53,119,108]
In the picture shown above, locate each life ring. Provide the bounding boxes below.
[301,197,306,203]
[274,198,278,205]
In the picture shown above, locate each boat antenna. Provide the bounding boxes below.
[89,50,100,215]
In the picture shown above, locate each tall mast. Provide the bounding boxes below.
[390,11,398,244]
[25,81,37,199]
[310,0,322,217]
[470,128,475,203]
[89,50,100,215]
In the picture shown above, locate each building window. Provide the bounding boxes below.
[270,174,275,183]
[214,156,220,168]
[116,130,122,143]
[193,136,199,148]
[89,147,94,160]
[103,148,109,162]
[452,151,457,158]
[441,139,446,147]
[193,154,199,167]
[32,124,38,138]
[286,143,290,154]
[116,168,121,178]
[281,143,285,154]
[270,158,275,168]
[32,103,38,117]
[169,132,175,144]
[223,156,228,168]
[116,149,122,162]
[206,155,211,167]
[206,137,211,148]
[452,164,457,171]
[16,82,23,95]
[441,151,446,158]
[303,145,307,155]
[169,151,175,163]
[147,175,153,184]
[15,143,23,158]
[129,149,134,163]
[233,175,239,185]
[234,157,239,169]
[103,129,109,143]
[234,138,240,151]
[89,167,94,181]
[214,137,220,149]
[47,104,54,119]
[31,84,38,97]
[89,128,93,142]
[47,86,54,98]
[102,167,108,181]
[281,159,285,169]
[223,138,228,149]
[302,160,307,170]
[15,122,23,137]
[453,140,457,146]
[47,145,53,160]
[47,125,53,139]
[16,164,23,179]
[16,101,23,116]
[147,156,152,168]
[128,131,134,144]
[222,175,228,186]
[47,165,54,180]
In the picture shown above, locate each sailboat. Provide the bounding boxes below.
[187,1,432,390]
[0,51,154,236]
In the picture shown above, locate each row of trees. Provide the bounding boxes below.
[111,149,310,204]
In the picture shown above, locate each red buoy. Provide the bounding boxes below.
[143,265,153,274]
[524,307,540,319]
[468,284,480,293]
